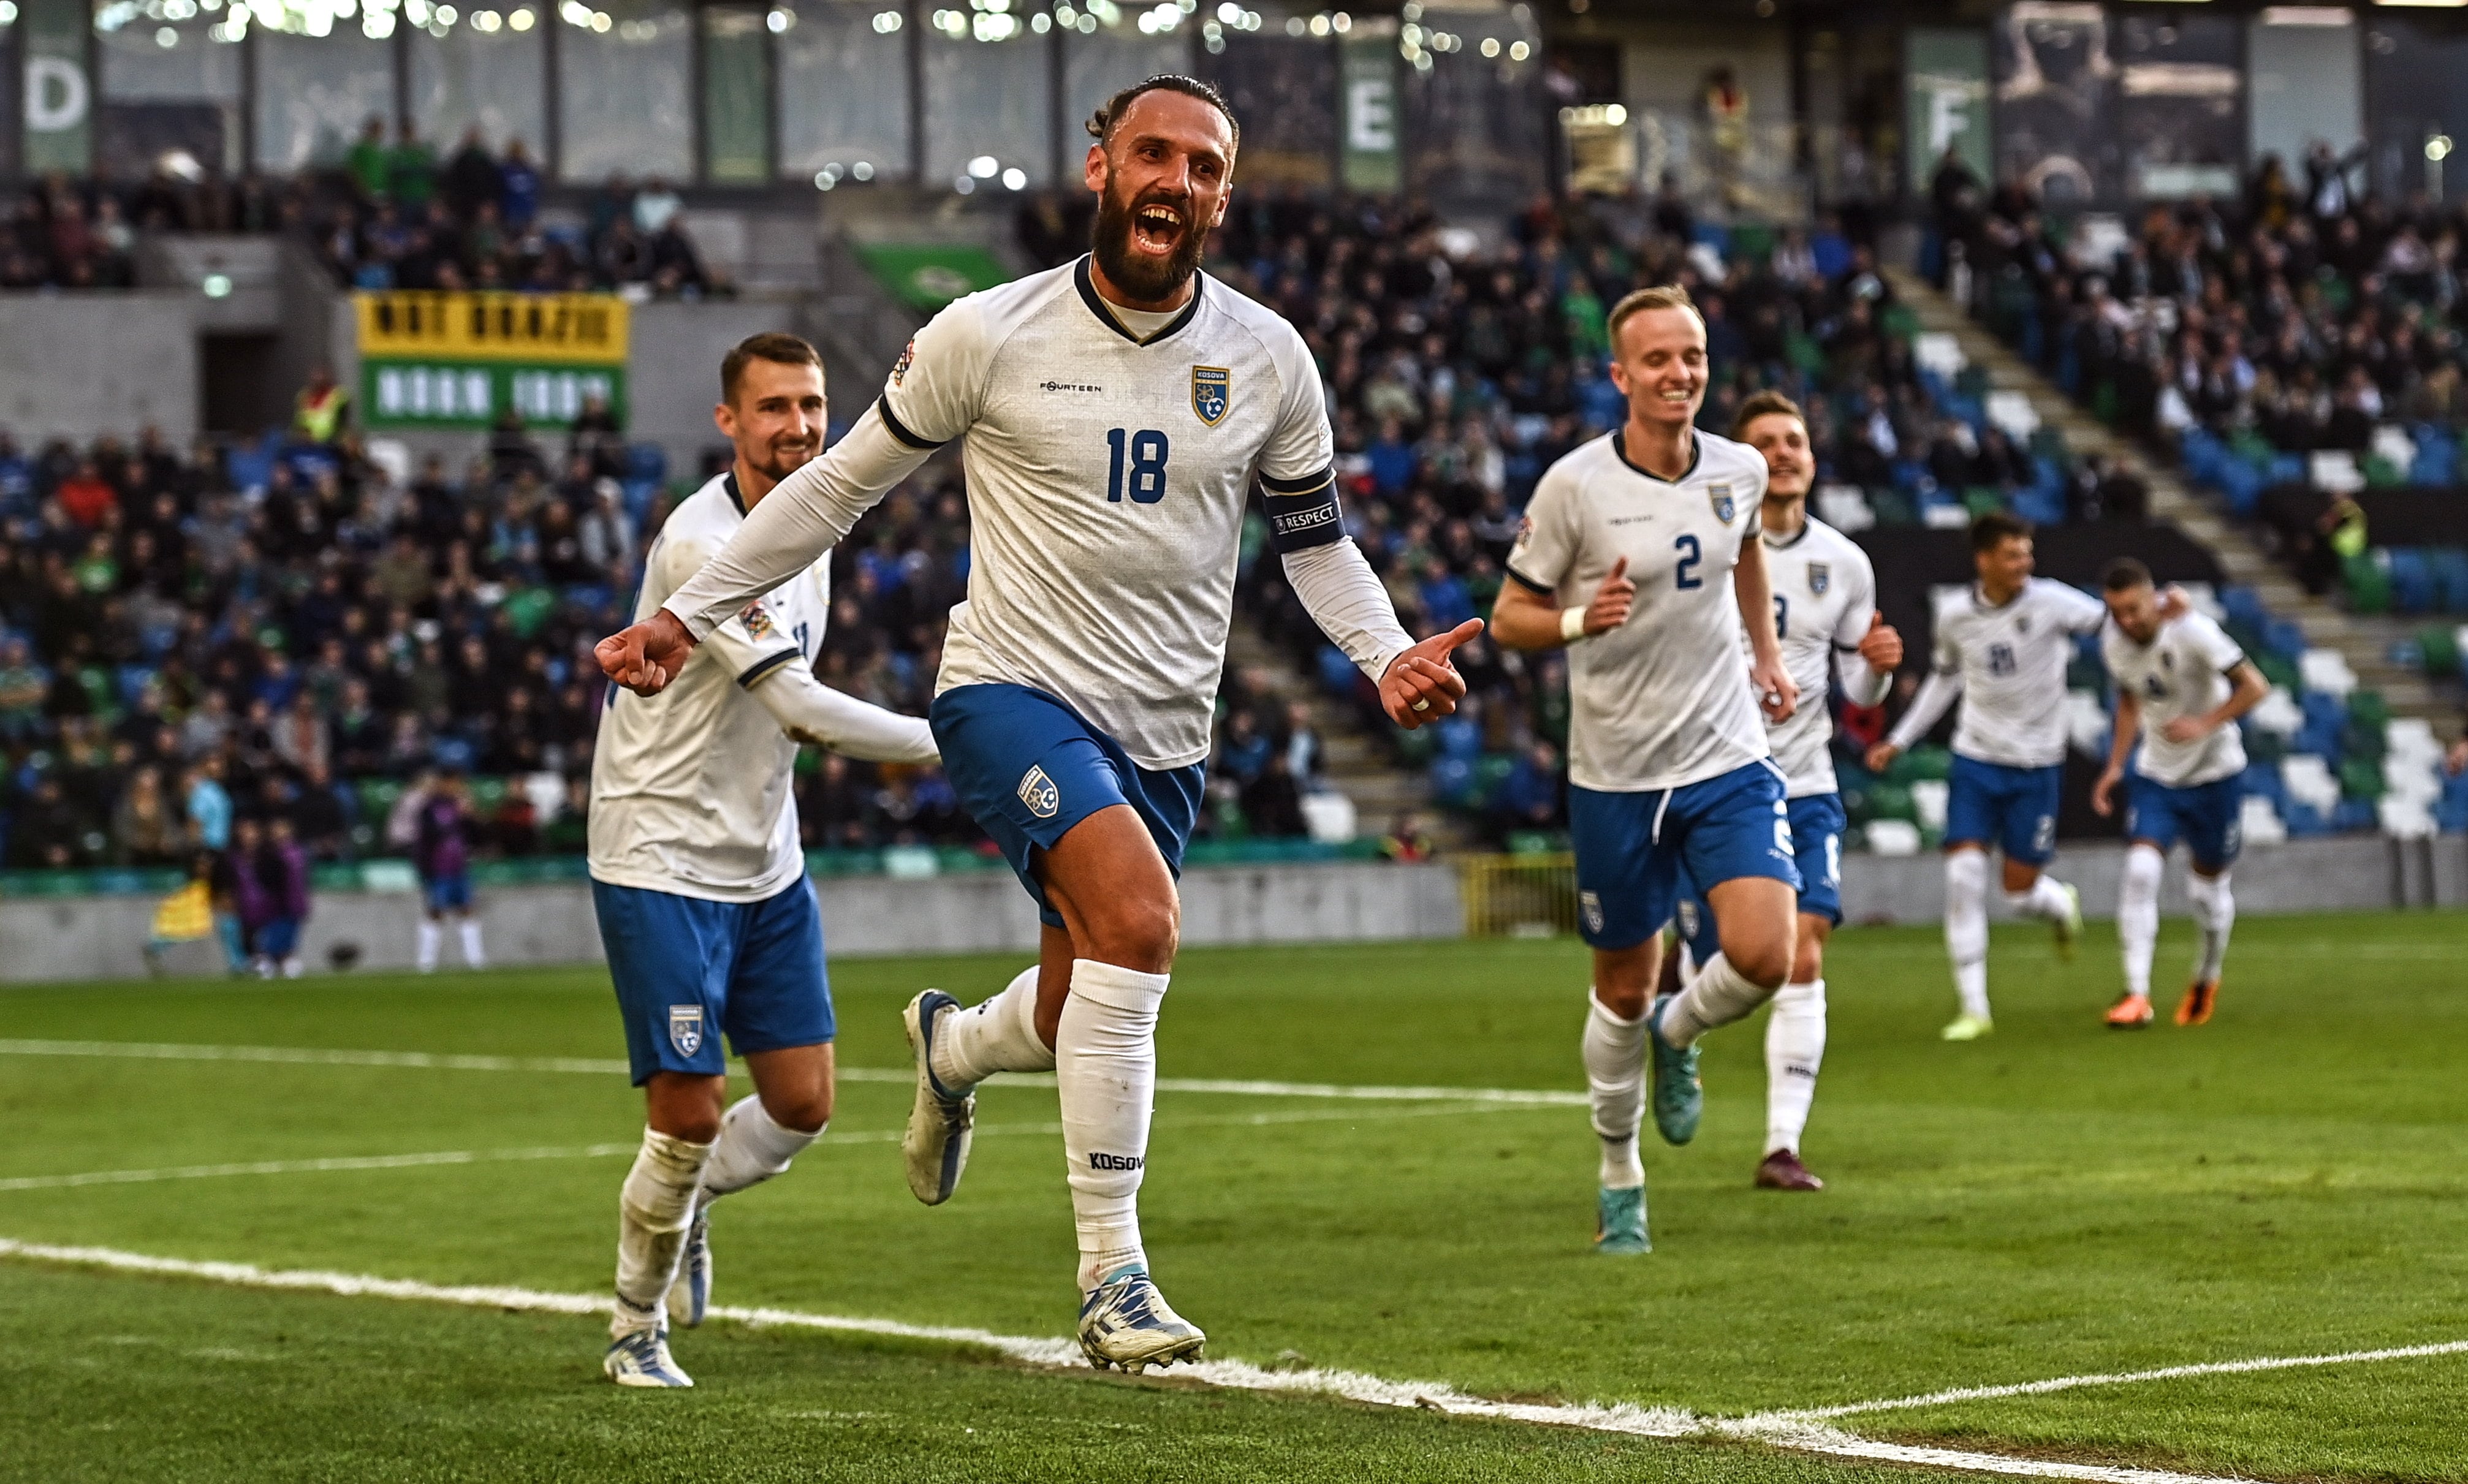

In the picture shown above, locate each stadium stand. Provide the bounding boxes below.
[1927,154,2468,844]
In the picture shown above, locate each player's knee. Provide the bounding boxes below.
[1733,937,1793,991]
[764,1085,833,1134]
[1079,893,1179,972]
[1790,936,1825,985]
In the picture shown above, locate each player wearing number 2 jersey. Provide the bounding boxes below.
[596,77,1475,1372]
[1666,391,1900,1194]
[1491,286,1802,1256]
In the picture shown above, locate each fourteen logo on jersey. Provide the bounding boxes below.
[1191,365,1231,426]
[1017,765,1060,819]
[1708,482,1736,523]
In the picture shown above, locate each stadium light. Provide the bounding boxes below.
[1002,167,1027,190]
[1479,34,1497,55]
[202,273,232,298]
[156,23,178,42]
[851,161,875,180]
[765,7,789,29]
[954,175,976,194]
[968,154,998,178]
[871,8,900,29]
[0,1,17,21]
[507,5,531,27]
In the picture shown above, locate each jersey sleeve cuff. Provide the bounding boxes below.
[735,649,802,689]
[874,396,947,452]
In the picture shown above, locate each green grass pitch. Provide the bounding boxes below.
[2,910,2464,1482]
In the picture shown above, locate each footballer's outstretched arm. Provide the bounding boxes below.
[750,663,940,764]
[675,410,928,627]
[1871,666,1961,770]
[596,411,933,695]
[1279,533,1479,729]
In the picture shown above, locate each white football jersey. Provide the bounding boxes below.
[1509,430,1772,793]
[876,258,1337,770]
[2100,610,2250,788]
[1757,516,1881,798]
[590,472,829,903]
[1916,578,2108,768]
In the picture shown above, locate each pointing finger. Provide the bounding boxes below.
[1433,618,1484,654]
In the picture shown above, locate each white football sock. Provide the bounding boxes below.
[1945,851,1991,1020]
[1581,992,1646,1189]
[701,1094,822,1200]
[1764,978,1826,1156]
[612,1127,713,1334]
[1057,959,1169,1293]
[416,920,441,972]
[2187,870,2234,983]
[1658,952,1777,1048]
[931,965,1055,1093]
[458,919,485,968]
[2005,872,2074,922]
[2117,844,2163,998]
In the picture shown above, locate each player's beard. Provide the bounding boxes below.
[1090,178,1208,305]
[749,436,817,485]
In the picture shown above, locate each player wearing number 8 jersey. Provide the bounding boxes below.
[595,76,1473,1372]
[1491,286,1804,1255]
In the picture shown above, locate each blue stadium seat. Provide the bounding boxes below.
[2219,586,2269,631]
[2386,548,2434,615]
[2280,798,2328,836]
[2263,617,2308,661]
[2429,549,2468,613]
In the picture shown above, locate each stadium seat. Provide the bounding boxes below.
[2385,549,2434,615]
[2429,550,2468,613]
[2239,795,2290,847]
[1864,819,1922,856]
[2299,649,2359,698]
[2282,755,2343,817]
[2342,554,2392,614]
[1909,779,1948,833]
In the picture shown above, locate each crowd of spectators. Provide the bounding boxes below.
[1,123,726,298]
[1931,142,2468,458]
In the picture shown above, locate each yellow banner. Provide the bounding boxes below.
[354,292,629,365]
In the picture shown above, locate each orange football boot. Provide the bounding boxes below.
[2105,993,2154,1029]
[2176,979,2219,1026]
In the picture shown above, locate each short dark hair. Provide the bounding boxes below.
[1732,390,1805,440]
[1969,510,2032,554]
[1087,74,1240,157]
[721,332,823,407]
[2102,556,2155,592]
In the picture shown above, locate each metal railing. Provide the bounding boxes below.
[1453,852,1579,939]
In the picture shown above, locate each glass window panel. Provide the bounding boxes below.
[558,0,692,184]
[256,29,398,172]
[96,16,241,175]
[411,17,547,158]
[1196,27,1334,187]
[1403,1,1544,211]
[1063,16,1185,148]
[922,15,1053,189]
[702,7,772,184]
[778,0,909,182]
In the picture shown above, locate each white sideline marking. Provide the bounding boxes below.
[1752,1338,2468,1422]
[0,1103,1533,1195]
[0,1238,2273,1483]
[0,1039,1588,1107]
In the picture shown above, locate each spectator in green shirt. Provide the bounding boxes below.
[388,122,436,208]
[346,116,391,202]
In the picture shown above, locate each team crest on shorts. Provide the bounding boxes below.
[1191,366,1231,426]
[1018,765,1060,819]
[1707,483,1736,523]
[1676,898,1699,940]
[1581,890,1604,935]
[1807,562,1830,596]
[668,1005,704,1058]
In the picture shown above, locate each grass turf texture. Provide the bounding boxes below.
[2,910,2463,1482]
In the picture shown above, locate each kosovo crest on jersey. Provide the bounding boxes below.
[1017,765,1060,820]
[1707,482,1736,524]
[668,1005,705,1059]
[1191,365,1231,426]
[1807,562,1830,596]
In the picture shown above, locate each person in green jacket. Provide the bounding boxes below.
[346,116,390,202]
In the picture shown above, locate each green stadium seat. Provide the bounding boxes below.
[2417,625,2461,676]
[2342,554,2391,615]
[2339,757,2385,800]
[2347,690,2391,729]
